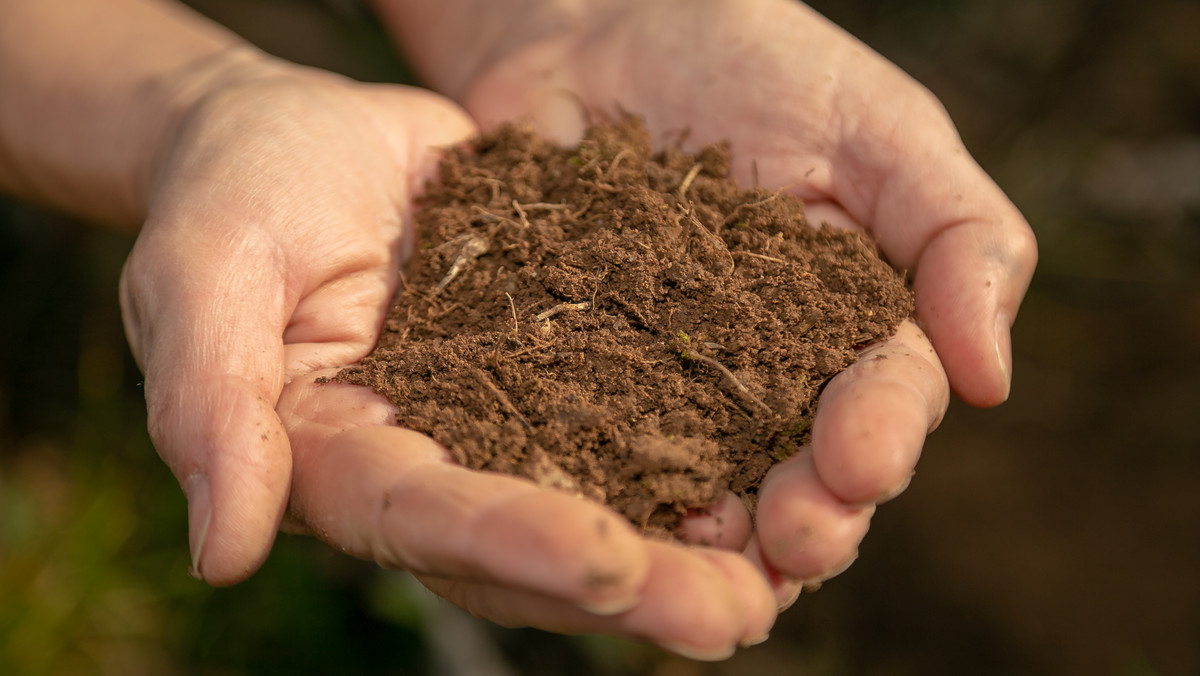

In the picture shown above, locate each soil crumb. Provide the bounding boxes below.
[335,117,912,536]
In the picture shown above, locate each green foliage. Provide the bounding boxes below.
[675,331,695,360]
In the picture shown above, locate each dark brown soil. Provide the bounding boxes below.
[335,117,912,535]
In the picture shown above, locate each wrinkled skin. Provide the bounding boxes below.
[425,0,1035,620]
[120,0,1035,660]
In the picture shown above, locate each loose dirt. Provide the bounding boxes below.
[335,117,912,536]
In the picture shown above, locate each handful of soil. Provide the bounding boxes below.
[336,117,912,536]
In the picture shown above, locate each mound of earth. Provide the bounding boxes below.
[334,117,912,535]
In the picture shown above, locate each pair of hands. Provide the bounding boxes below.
[120,0,1035,659]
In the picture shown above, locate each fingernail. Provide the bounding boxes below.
[659,641,737,662]
[578,592,641,617]
[739,632,770,648]
[777,583,803,611]
[802,549,859,589]
[876,471,914,505]
[994,312,1013,402]
[184,474,212,581]
[533,87,587,144]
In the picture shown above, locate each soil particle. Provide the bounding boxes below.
[335,117,912,536]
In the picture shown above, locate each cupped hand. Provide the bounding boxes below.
[120,56,774,657]
[454,0,1037,600]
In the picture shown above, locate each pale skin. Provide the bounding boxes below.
[0,0,1036,660]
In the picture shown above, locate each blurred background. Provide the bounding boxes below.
[1,0,1197,674]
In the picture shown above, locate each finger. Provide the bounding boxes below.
[911,219,1036,406]
[120,232,292,586]
[280,86,480,377]
[416,541,776,660]
[121,83,477,586]
[279,375,650,613]
[802,199,866,234]
[456,50,589,143]
[827,80,1037,406]
[743,536,803,610]
[675,491,753,550]
[811,320,949,505]
[281,266,395,378]
[748,205,946,505]
[754,449,872,584]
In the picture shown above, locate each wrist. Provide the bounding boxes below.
[369,0,631,100]
[135,48,298,218]
[0,0,287,229]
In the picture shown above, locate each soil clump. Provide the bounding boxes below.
[335,118,912,535]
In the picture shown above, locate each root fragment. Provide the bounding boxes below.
[473,368,532,431]
[512,200,530,228]
[607,148,634,176]
[536,300,592,321]
[723,189,787,225]
[434,236,489,294]
[734,251,788,264]
[682,206,735,275]
[506,336,559,359]
[681,349,774,418]
[505,292,519,337]
[518,201,570,212]
[677,162,704,200]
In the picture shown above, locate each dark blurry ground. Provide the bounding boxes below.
[2,1,1198,674]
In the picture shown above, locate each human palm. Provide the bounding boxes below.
[119,67,473,580]
[120,62,775,657]
[455,0,1037,599]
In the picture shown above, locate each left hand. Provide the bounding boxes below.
[407,0,1036,603]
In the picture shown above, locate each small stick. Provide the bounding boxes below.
[481,177,503,203]
[723,191,783,225]
[607,148,634,177]
[430,300,463,320]
[506,336,559,359]
[734,251,788,264]
[470,204,521,228]
[677,162,703,200]
[683,207,727,249]
[517,202,570,211]
[434,236,488,294]
[587,267,609,315]
[511,200,530,228]
[474,368,532,430]
[578,178,619,193]
[392,266,412,302]
[535,300,591,321]
[684,350,774,417]
[570,196,596,220]
[504,292,519,336]
[683,207,735,275]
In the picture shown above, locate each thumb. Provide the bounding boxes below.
[457,47,588,143]
[121,225,292,586]
[869,141,1038,406]
[827,82,1037,406]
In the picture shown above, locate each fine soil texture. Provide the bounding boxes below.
[336,118,913,536]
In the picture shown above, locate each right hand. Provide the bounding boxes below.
[120,54,776,658]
